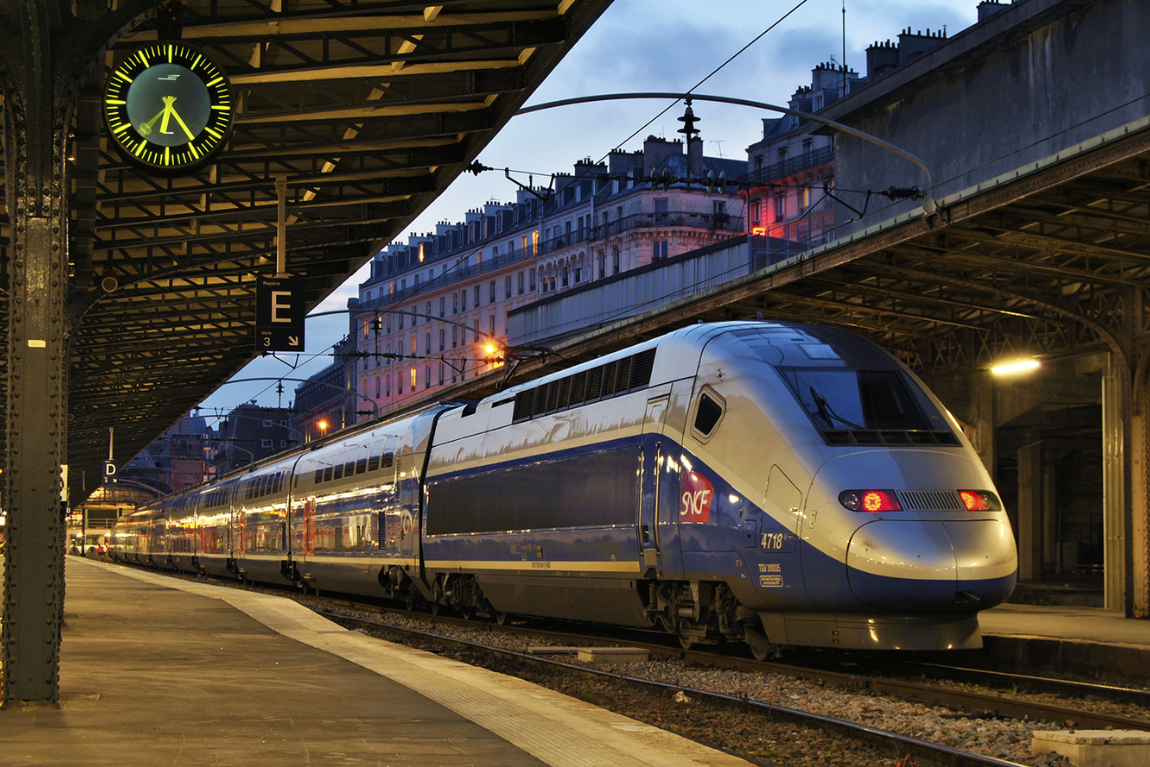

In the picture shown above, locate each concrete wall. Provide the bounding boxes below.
[820,0,1150,234]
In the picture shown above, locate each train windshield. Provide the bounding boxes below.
[778,368,956,445]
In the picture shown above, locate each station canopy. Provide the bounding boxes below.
[0,0,613,499]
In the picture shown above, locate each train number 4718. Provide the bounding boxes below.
[761,532,787,550]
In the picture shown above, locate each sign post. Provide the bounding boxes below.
[255,276,305,352]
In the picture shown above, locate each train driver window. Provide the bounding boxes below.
[692,389,726,441]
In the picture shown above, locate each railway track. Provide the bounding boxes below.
[314,599,1150,733]
[320,607,1032,767]
[110,562,1150,765]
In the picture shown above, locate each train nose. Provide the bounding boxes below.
[846,520,1017,610]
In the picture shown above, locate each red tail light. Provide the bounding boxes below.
[959,490,1001,511]
[839,490,902,512]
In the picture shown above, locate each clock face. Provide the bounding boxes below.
[105,43,233,173]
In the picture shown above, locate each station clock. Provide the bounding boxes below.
[104,42,234,174]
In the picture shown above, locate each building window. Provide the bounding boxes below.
[529,270,536,291]
[399,311,405,330]
[800,186,810,213]
[505,275,512,299]
[425,365,431,389]
[453,292,459,314]
[425,332,431,355]
[473,319,479,344]
[652,240,668,260]
[750,201,760,225]
[517,271,525,295]
[438,363,444,385]
[439,329,445,352]
[612,247,620,275]
[562,266,569,288]
[549,276,557,291]
[452,326,458,348]
[489,280,496,303]
[774,193,785,221]
[262,439,273,448]
[411,336,417,355]
[474,285,480,308]
[409,367,416,391]
[426,301,431,321]
[654,198,668,225]
[574,267,581,283]
[489,314,495,338]
[598,251,605,279]
[439,297,445,318]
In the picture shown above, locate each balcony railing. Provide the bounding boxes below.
[362,209,744,310]
[742,146,834,187]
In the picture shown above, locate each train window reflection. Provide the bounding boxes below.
[779,368,934,431]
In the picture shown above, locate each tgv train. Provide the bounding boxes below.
[110,321,1017,657]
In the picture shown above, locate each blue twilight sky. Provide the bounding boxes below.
[195,0,983,420]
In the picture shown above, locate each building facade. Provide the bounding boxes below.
[211,403,297,473]
[743,29,955,260]
[353,137,746,418]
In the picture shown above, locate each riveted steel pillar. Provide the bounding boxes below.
[2,0,71,707]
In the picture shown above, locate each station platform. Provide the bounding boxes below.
[980,603,1150,648]
[0,556,751,767]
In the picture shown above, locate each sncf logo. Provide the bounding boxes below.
[679,471,714,523]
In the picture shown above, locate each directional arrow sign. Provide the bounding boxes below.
[255,276,306,353]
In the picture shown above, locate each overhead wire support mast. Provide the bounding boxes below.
[516,92,938,216]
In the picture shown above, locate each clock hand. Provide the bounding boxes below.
[158,96,177,136]
[138,104,168,136]
[166,102,198,141]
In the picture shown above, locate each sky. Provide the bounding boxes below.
[195,0,984,420]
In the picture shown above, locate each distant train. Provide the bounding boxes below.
[110,321,1017,657]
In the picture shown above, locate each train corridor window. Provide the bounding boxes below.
[368,440,385,472]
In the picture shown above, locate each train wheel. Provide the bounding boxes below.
[678,635,694,651]
[459,606,474,621]
[744,627,776,662]
[429,601,440,616]
[494,611,508,626]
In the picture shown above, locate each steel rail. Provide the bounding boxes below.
[318,609,1028,767]
[311,601,1150,733]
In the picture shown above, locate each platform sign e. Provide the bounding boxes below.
[255,276,305,353]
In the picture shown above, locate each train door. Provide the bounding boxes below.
[398,446,419,562]
[761,465,805,603]
[640,385,679,577]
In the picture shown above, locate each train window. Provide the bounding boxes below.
[323,460,334,483]
[381,452,394,468]
[778,368,956,445]
[343,448,357,478]
[368,440,384,471]
[570,371,587,406]
[356,446,368,474]
[333,451,346,480]
[602,364,617,398]
[314,464,324,484]
[693,390,726,439]
[617,357,632,392]
[586,367,603,402]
